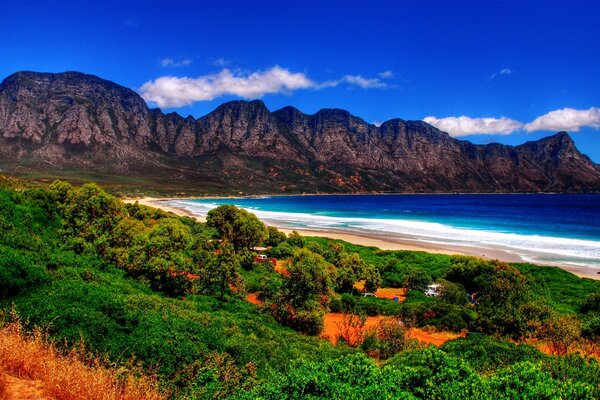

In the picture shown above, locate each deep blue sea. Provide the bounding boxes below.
[170,194,600,274]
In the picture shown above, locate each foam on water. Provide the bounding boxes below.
[169,199,600,272]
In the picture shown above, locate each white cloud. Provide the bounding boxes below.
[209,57,232,67]
[140,66,315,107]
[423,115,523,137]
[488,67,513,81]
[524,107,600,132]
[423,106,600,136]
[372,121,383,127]
[160,57,193,67]
[378,70,394,78]
[140,67,389,108]
[319,74,387,89]
[341,74,387,89]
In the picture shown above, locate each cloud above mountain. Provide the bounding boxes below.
[140,66,391,107]
[160,57,193,67]
[523,107,600,132]
[423,116,523,137]
[425,107,600,137]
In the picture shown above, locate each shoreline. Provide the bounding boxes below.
[123,197,207,223]
[123,196,599,281]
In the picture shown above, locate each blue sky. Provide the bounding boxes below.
[1,0,599,161]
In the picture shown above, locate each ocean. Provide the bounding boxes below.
[169,194,600,275]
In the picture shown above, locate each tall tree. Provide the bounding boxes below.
[203,241,242,300]
[206,205,267,251]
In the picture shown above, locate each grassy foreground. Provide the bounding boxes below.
[0,178,599,399]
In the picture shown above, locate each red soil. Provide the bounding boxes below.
[274,260,288,275]
[407,328,465,346]
[246,293,262,305]
[320,313,463,346]
[353,281,407,301]
[321,313,384,344]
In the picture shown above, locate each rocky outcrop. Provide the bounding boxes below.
[0,71,598,193]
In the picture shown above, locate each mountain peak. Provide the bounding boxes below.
[0,70,598,193]
[548,131,574,143]
[217,99,268,111]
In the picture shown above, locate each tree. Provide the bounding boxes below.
[437,279,468,305]
[364,268,383,293]
[267,248,335,335]
[334,252,380,293]
[286,230,305,248]
[376,318,409,358]
[206,205,267,251]
[338,313,368,347]
[541,315,582,355]
[581,292,600,314]
[203,241,242,300]
[335,252,367,292]
[471,263,530,338]
[146,218,192,258]
[446,257,535,338]
[283,248,334,310]
[265,226,286,247]
[57,183,125,255]
[47,179,74,205]
[403,269,432,291]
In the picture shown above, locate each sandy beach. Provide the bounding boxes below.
[123,197,599,280]
[123,197,207,223]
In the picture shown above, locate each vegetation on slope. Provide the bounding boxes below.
[0,178,598,398]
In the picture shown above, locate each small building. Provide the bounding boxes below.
[425,283,441,297]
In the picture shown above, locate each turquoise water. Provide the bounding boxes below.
[170,194,600,274]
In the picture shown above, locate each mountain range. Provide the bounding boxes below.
[0,71,599,194]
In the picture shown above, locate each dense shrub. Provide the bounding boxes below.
[441,335,544,372]
[0,248,51,298]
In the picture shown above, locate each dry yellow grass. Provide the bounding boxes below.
[0,315,166,400]
[0,371,7,400]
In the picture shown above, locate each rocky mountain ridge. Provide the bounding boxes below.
[1,71,599,193]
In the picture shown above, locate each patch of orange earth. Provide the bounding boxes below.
[520,339,600,358]
[321,313,384,344]
[407,328,465,346]
[353,281,407,300]
[246,293,262,306]
[274,260,288,275]
[374,288,407,300]
[321,313,463,346]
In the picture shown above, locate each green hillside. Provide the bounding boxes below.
[0,179,598,399]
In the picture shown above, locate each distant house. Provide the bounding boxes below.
[251,246,268,252]
[425,283,441,297]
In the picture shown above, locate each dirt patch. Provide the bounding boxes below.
[373,288,407,300]
[321,313,384,344]
[407,328,465,346]
[246,293,262,305]
[321,313,463,346]
[274,260,288,275]
[353,281,407,301]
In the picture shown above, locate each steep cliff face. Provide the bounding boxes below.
[0,71,598,193]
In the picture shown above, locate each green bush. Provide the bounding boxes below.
[0,248,51,298]
[441,335,544,372]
